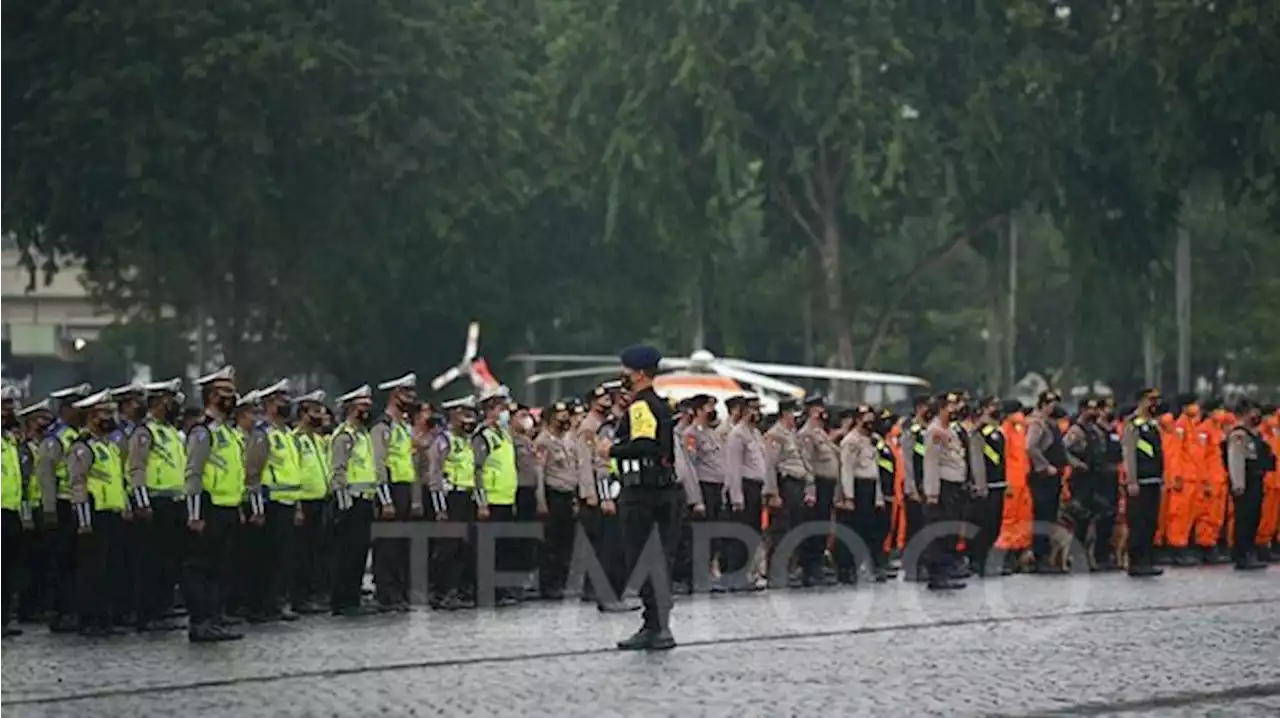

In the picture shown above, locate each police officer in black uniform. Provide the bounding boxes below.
[1226,399,1273,571]
[1122,388,1165,577]
[609,345,681,652]
[1063,398,1111,571]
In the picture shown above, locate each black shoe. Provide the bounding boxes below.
[189,622,243,643]
[245,612,277,624]
[926,578,966,591]
[295,601,327,615]
[598,599,640,613]
[617,627,655,651]
[671,580,692,595]
[538,588,564,601]
[3,623,24,637]
[873,569,888,583]
[1153,549,1174,566]
[496,594,521,608]
[79,624,111,638]
[1259,546,1278,563]
[437,593,464,611]
[331,605,376,617]
[1091,559,1120,573]
[1172,549,1200,567]
[218,614,244,627]
[1235,556,1268,571]
[1128,565,1163,577]
[138,619,184,633]
[648,628,676,651]
[1201,546,1232,565]
[49,615,78,633]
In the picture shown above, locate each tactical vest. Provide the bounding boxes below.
[1070,421,1107,473]
[873,436,895,499]
[144,420,186,496]
[2,434,21,511]
[479,426,517,506]
[952,422,975,485]
[263,425,303,502]
[1043,420,1068,470]
[979,423,1007,488]
[293,430,329,501]
[85,437,127,512]
[1130,416,1164,481]
[384,418,415,484]
[202,422,246,508]
[1224,428,1276,480]
[442,433,475,490]
[1105,424,1123,470]
[25,439,41,505]
[909,421,926,491]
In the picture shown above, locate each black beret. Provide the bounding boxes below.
[1038,389,1062,405]
[589,386,610,400]
[777,398,800,413]
[802,393,826,407]
[619,345,662,371]
[1174,392,1198,408]
[1233,398,1256,415]
[999,399,1023,416]
[725,395,746,410]
[837,407,858,421]
[1080,397,1100,410]
[549,401,570,413]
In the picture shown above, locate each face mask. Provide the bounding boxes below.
[218,395,236,413]
[355,409,371,425]
[3,415,16,430]
[498,410,511,429]
[99,417,118,433]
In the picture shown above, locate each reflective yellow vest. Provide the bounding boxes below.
[2,434,21,511]
[85,438,127,512]
[263,425,302,502]
[334,423,375,495]
[144,420,185,496]
[479,426,516,506]
[202,422,246,508]
[293,429,329,501]
[54,425,79,499]
[442,432,475,490]
[25,439,41,505]
[386,420,415,484]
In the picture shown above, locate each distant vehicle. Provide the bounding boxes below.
[509,348,929,412]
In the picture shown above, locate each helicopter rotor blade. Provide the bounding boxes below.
[431,365,462,392]
[708,362,807,398]
[463,321,480,363]
[506,353,619,364]
[525,365,618,385]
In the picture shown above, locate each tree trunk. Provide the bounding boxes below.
[818,218,856,371]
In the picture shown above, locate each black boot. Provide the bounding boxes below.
[1201,545,1232,565]
[1127,563,1164,577]
[1235,554,1268,571]
[1172,548,1200,567]
[1259,545,1277,563]
[617,626,656,651]
[648,626,677,651]
[926,576,966,591]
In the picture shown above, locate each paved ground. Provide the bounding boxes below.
[3,568,1278,717]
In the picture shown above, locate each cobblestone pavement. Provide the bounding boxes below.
[3,568,1278,717]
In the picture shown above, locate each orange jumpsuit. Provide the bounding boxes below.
[1162,413,1203,550]
[996,412,1032,551]
[1154,413,1178,549]
[889,424,907,551]
[1192,414,1229,549]
[1258,414,1280,549]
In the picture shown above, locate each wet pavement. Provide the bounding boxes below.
[3,567,1278,716]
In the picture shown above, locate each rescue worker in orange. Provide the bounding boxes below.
[995,402,1032,563]
[1153,399,1177,564]
[1257,405,1280,562]
[1161,394,1203,566]
[1192,400,1233,564]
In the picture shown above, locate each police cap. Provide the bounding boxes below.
[619,345,662,372]
[377,372,417,392]
[777,397,800,413]
[999,399,1023,417]
[1037,389,1062,406]
[802,393,825,408]
[18,399,52,418]
[1134,387,1160,402]
[50,383,92,401]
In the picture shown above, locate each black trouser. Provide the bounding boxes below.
[76,510,126,630]
[721,479,764,577]
[433,492,476,598]
[514,486,541,579]
[539,490,576,594]
[799,477,836,578]
[848,478,880,573]
[922,482,966,579]
[872,499,893,569]
[673,481,725,586]
[49,500,79,625]
[778,477,811,579]
[182,503,238,627]
[620,486,683,631]
[1068,471,1117,564]
[832,504,858,580]
[905,492,925,546]
[3,510,18,623]
[225,502,251,615]
[265,502,296,611]
[292,499,329,605]
[1126,481,1163,569]
[1029,472,1062,561]
[1232,475,1265,563]
[17,511,46,620]
[373,482,414,607]
[581,502,629,602]
[133,499,185,625]
[484,503,517,602]
[330,497,374,611]
[965,487,1006,572]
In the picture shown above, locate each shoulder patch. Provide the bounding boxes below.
[685,433,698,453]
[628,401,657,440]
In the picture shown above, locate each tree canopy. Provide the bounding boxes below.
[4,0,1278,399]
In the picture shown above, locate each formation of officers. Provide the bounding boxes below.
[2,368,1279,642]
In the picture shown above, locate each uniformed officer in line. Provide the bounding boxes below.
[796,395,839,587]
[871,408,900,581]
[1095,396,1126,569]
[838,405,883,585]
[1226,399,1273,571]
[328,384,393,615]
[722,394,768,591]
[670,397,701,594]
[921,392,968,591]
[509,401,543,598]
[181,366,244,642]
[1122,388,1166,578]
[425,397,485,610]
[371,372,417,612]
[533,400,580,600]
[126,378,187,632]
[580,385,632,610]
[2,385,33,637]
[718,395,745,441]
[1062,397,1114,571]
[964,397,1009,577]
[899,394,932,580]
[242,379,304,622]
[289,390,331,613]
[36,382,92,633]
[680,394,728,592]
[16,398,53,625]
[109,383,146,454]
[471,386,518,607]
[762,398,815,585]
[66,389,131,636]
[1024,389,1068,573]
[608,345,681,652]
